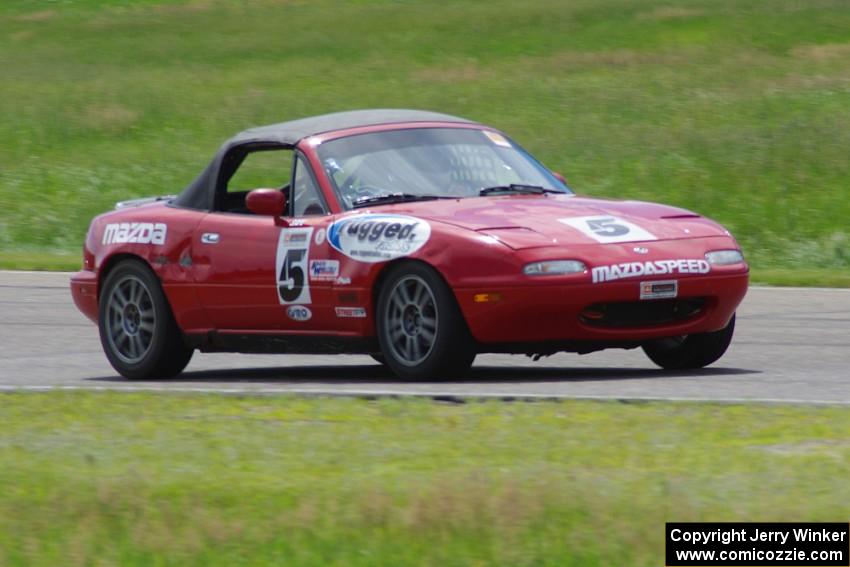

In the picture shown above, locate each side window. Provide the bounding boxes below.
[291,155,328,217]
[217,147,293,214]
[228,149,293,194]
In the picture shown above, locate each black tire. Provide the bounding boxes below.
[376,262,476,380]
[98,259,193,379]
[642,314,736,370]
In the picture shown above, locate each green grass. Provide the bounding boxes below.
[1,0,850,274]
[0,251,80,271]
[0,392,848,566]
[750,267,850,288]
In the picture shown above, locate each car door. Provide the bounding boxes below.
[192,146,335,331]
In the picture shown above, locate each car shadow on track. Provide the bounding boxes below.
[86,364,759,384]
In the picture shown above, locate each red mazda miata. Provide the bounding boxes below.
[70,109,748,379]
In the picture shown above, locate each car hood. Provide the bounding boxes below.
[361,194,727,249]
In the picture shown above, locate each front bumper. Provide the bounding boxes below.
[455,270,748,345]
[70,270,98,324]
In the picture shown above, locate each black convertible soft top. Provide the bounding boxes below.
[173,109,475,210]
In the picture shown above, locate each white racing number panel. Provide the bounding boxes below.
[559,215,657,244]
[276,227,313,305]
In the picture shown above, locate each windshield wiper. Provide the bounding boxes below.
[352,193,453,208]
[479,184,561,196]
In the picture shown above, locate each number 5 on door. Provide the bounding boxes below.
[276,227,313,304]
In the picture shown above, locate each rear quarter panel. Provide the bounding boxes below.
[88,203,209,331]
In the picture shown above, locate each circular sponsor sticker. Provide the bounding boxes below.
[286,305,312,322]
[314,228,326,246]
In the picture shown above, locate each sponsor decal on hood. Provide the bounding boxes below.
[559,215,656,244]
[592,259,710,283]
[327,214,431,263]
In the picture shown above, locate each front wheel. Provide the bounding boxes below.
[376,262,475,380]
[642,314,736,370]
[98,260,193,379]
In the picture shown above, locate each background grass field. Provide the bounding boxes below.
[1,392,849,567]
[2,0,850,277]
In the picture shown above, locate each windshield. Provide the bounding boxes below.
[316,127,571,209]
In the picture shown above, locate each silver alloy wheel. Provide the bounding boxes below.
[105,275,156,364]
[385,275,438,366]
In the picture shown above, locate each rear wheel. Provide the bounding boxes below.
[376,262,475,380]
[99,260,193,379]
[642,314,736,370]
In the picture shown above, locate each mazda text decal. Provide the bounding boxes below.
[276,227,313,305]
[559,215,656,244]
[592,259,710,283]
[102,223,167,245]
[328,214,431,263]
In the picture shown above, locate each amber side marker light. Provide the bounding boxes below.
[473,293,503,303]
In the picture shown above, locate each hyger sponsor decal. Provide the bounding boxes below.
[286,305,312,322]
[328,214,431,263]
[592,259,710,283]
[309,259,339,281]
[559,215,656,244]
[102,222,167,245]
[335,307,367,318]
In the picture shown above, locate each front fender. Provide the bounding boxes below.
[409,221,523,288]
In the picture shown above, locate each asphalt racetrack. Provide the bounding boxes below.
[1,271,847,403]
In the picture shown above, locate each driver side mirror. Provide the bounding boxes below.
[551,171,568,185]
[246,189,286,216]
